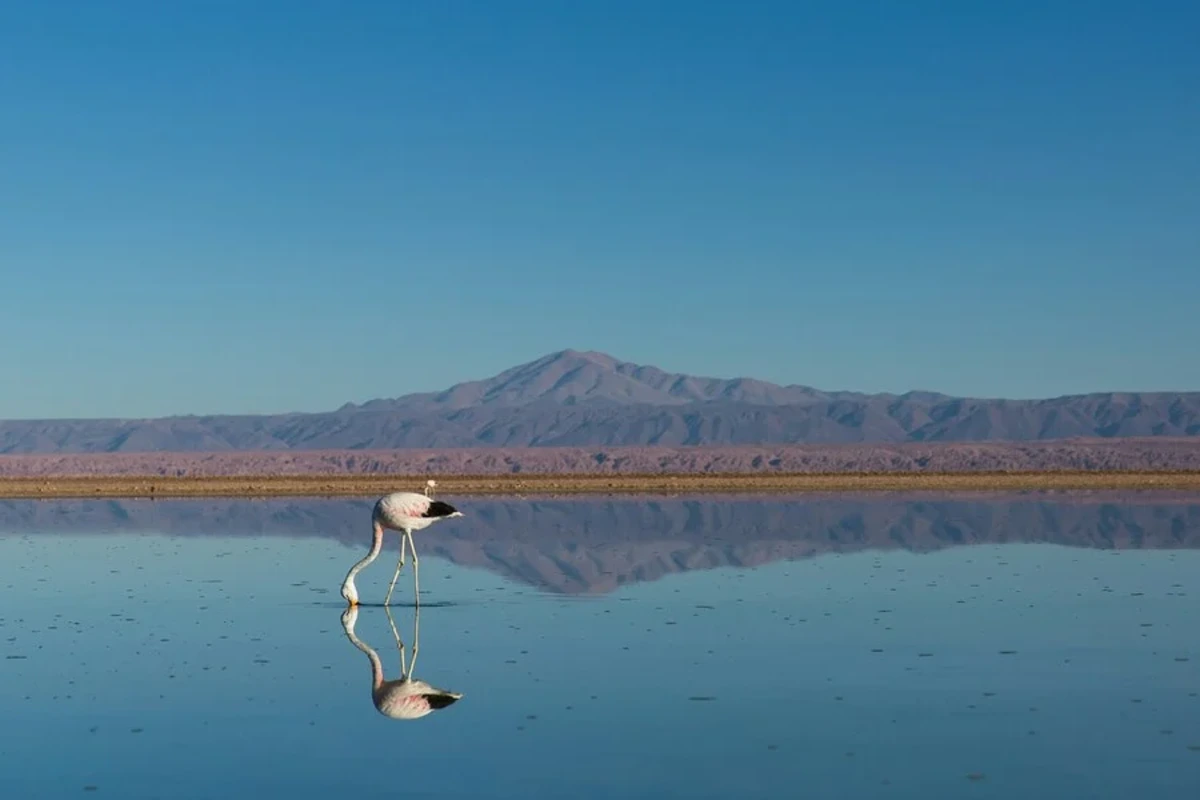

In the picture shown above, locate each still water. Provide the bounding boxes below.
[1,493,1198,799]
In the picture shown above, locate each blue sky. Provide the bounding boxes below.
[2,1,1197,419]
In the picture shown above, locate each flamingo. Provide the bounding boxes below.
[340,604,463,720]
[340,482,464,607]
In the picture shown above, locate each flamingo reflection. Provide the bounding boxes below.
[340,604,463,720]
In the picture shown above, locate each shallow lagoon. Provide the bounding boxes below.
[1,494,1199,799]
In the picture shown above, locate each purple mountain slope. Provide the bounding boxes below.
[1,349,1198,454]
[351,349,840,412]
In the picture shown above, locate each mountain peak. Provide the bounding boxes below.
[356,349,829,412]
[543,349,622,368]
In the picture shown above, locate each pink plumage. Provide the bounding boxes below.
[373,491,461,532]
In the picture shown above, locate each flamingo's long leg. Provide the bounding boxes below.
[408,531,421,607]
[383,532,408,606]
[384,604,408,676]
[409,602,421,675]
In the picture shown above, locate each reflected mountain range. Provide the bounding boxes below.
[3,493,1199,594]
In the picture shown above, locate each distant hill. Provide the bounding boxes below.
[1,349,1198,454]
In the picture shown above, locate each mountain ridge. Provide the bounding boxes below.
[347,349,844,412]
[1,349,1197,453]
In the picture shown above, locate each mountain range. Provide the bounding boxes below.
[1,349,1198,454]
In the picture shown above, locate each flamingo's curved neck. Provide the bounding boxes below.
[343,523,384,599]
[343,618,386,690]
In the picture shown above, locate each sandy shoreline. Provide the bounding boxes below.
[2,471,1200,499]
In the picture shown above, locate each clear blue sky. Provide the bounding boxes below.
[2,1,1197,419]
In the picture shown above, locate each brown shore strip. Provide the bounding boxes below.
[2,471,1200,499]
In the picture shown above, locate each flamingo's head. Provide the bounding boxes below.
[341,577,360,606]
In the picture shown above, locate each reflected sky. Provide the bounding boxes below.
[1,493,1199,798]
